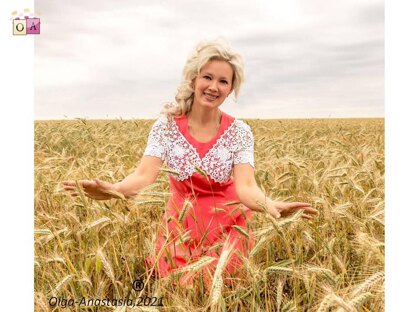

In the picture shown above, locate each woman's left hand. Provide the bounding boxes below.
[267,201,318,219]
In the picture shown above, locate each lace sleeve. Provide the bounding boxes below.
[233,121,254,168]
[143,117,167,161]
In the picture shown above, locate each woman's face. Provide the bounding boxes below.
[192,60,234,110]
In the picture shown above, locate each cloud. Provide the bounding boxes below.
[35,0,384,119]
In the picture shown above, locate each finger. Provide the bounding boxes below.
[293,207,318,215]
[288,202,312,209]
[63,185,76,191]
[70,192,79,197]
[95,179,113,191]
[301,214,313,220]
[95,179,107,189]
[79,180,95,187]
[289,205,317,214]
[273,213,281,219]
[63,181,77,187]
[269,209,281,219]
[302,207,318,214]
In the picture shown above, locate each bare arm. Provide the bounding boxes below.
[233,163,317,219]
[63,156,163,200]
[233,164,273,212]
[113,156,163,197]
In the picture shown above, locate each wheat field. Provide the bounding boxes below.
[34,118,384,311]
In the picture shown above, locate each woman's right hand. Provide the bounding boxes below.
[62,179,123,200]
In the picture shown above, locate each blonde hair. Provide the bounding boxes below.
[162,38,245,117]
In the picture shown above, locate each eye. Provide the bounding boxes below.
[220,80,229,85]
[203,75,212,80]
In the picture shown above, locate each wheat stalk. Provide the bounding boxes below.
[352,271,384,296]
[83,216,111,230]
[173,256,216,274]
[96,249,115,283]
[51,274,73,295]
[178,199,192,223]
[209,239,234,306]
[231,225,250,239]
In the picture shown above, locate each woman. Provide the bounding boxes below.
[63,39,317,287]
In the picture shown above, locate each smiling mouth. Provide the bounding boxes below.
[203,92,219,101]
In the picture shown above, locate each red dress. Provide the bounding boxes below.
[143,111,254,287]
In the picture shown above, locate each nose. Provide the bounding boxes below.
[208,80,218,92]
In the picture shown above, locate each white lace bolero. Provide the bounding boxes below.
[143,116,254,183]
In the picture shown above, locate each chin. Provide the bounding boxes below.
[199,97,224,107]
[201,102,222,110]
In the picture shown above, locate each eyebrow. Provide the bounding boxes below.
[202,72,231,80]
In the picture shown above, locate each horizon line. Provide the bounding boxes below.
[34,116,385,121]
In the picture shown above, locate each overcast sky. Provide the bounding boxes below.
[35,0,384,119]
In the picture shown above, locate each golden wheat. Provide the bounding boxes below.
[35,118,384,311]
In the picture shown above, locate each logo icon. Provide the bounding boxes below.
[12,9,41,36]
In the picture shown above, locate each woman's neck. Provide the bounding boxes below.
[187,106,222,127]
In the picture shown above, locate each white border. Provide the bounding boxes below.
[0,1,34,311]
[385,0,416,310]
[2,0,409,310]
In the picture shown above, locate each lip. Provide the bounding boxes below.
[203,92,219,101]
